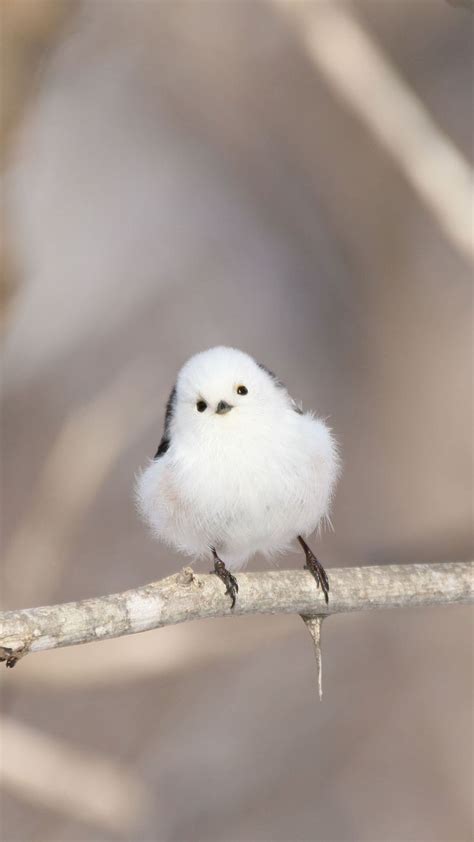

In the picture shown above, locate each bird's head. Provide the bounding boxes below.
[171,346,290,442]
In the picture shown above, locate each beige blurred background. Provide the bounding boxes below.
[1,1,473,840]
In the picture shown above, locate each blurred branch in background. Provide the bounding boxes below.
[0,716,151,833]
[271,0,474,263]
[2,359,159,606]
[1,563,472,667]
[1,0,78,324]
[1,0,72,156]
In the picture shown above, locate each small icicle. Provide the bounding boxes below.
[300,614,325,700]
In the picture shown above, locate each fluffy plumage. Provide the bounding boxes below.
[136,346,340,571]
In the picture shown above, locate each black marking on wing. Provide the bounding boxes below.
[154,385,176,458]
[258,362,303,414]
[258,361,283,387]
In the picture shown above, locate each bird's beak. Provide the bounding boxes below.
[215,400,233,415]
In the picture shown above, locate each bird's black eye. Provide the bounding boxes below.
[237,385,248,395]
[196,400,207,412]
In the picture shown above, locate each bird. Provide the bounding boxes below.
[136,346,340,607]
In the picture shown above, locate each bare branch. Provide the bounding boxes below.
[0,563,472,667]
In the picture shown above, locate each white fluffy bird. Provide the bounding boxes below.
[136,347,340,606]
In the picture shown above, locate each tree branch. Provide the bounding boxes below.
[0,562,472,667]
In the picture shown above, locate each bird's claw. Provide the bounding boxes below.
[304,552,330,605]
[211,558,239,608]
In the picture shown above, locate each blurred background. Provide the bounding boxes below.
[1,1,473,840]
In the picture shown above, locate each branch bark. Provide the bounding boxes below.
[1,562,472,667]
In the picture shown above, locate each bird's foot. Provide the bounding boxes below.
[298,536,329,605]
[211,551,239,608]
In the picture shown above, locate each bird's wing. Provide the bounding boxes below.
[154,385,177,458]
[258,362,303,414]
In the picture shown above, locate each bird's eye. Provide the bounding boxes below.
[237,385,248,395]
[196,400,207,412]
